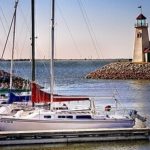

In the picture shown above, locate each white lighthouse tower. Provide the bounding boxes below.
[133,13,150,62]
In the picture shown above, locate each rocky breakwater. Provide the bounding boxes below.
[86,62,150,80]
[0,70,30,89]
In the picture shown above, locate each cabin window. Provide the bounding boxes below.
[44,115,51,118]
[66,116,73,119]
[58,115,73,119]
[58,116,66,118]
[76,115,92,119]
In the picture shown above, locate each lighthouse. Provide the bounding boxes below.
[133,13,150,62]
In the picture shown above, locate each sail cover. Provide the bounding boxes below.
[31,82,89,103]
[8,92,31,104]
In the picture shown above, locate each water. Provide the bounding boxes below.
[0,59,150,149]
[1,141,150,150]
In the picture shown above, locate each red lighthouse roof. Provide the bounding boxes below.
[136,13,147,20]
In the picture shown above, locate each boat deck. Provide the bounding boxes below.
[0,127,149,146]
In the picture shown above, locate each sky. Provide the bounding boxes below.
[0,0,150,59]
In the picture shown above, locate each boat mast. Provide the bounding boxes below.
[10,0,19,90]
[50,0,55,109]
[31,0,35,107]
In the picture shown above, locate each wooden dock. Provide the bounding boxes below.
[0,128,150,146]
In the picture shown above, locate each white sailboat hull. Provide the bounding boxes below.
[0,118,135,131]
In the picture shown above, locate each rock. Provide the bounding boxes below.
[86,62,150,80]
[0,70,30,89]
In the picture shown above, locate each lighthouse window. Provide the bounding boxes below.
[137,33,142,38]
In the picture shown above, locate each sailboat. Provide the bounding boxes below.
[0,0,30,105]
[0,0,146,131]
[0,0,32,117]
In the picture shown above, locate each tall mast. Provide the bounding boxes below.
[31,0,35,107]
[10,0,19,90]
[50,0,55,109]
[31,0,35,82]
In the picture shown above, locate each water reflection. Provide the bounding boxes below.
[1,140,150,150]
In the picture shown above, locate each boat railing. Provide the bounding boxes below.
[95,107,133,117]
[55,109,92,114]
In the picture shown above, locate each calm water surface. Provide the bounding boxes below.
[0,60,150,149]
[1,141,150,150]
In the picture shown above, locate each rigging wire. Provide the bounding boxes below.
[0,15,6,50]
[56,2,82,58]
[16,4,31,59]
[0,2,15,59]
[18,5,31,34]
[79,0,104,59]
[29,0,52,87]
[77,0,124,101]
[1,9,16,59]
[10,0,19,90]
[77,0,101,59]
[0,5,8,35]
[32,0,48,82]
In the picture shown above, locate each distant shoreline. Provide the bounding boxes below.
[0,58,132,61]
